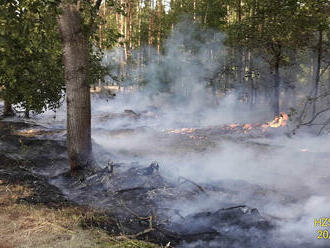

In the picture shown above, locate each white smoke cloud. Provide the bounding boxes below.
[13,21,330,247]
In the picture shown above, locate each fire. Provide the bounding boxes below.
[243,124,252,130]
[262,112,288,129]
[226,112,288,133]
[15,128,43,137]
[167,127,196,134]
[165,112,288,136]
[228,124,239,129]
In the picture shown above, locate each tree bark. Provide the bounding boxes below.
[273,57,280,117]
[312,30,323,116]
[247,50,255,108]
[328,68,330,105]
[58,2,92,172]
[24,109,30,118]
[156,0,162,55]
[287,51,297,110]
[125,0,132,61]
[147,0,154,61]
[3,99,14,117]
[193,0,196,21]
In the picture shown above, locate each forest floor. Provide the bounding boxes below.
[2,109,329,248]
[0,120,159,248]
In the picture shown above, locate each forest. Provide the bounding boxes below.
[0,0,330,247]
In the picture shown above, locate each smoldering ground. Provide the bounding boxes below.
[12,22,330,247]
[32,94,330,248]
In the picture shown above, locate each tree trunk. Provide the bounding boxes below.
[3,99,14,117]
[24,109,30,118]
[247,50,255,108]
[312,30,323,116]
[156,0,162,56]
[58,2,92,172]
[118,0,125,79]
[237,0,243,85]
[288,51,297,110]
[328,68,330,105]
[193,0,196,21]
[204,0,210,24]
[125,0,131,61]
[273,57,280,117]
[147,0,154,61]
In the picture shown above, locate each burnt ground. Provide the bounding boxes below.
[0,121,70,208]
[0,119,271,247]
[0,120,158,248]
[0,117,329,248]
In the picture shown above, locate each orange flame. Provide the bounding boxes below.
[243,123,253,130]
[224,112,288,133]
[166,112,288,136]
[228,124,239,129]
[262,112,288,129]
[168,127,196,134]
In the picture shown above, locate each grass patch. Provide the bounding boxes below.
[0,180,159,248]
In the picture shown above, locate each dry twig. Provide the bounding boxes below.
[178,176,207,195]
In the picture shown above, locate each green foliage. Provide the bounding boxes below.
[1,0,329,113]
[100,27,122,49]
[226,0,313,62]
[0,0,122,114]
[0,0,64,113]
[88,47,109,86]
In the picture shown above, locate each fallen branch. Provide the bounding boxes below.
[178,176,207,195]
[119,199,152,221]
[126,226,154,239]
[220,205,247,211]
[115,187,155,195]
[155,207,185,220]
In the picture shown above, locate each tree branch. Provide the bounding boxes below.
[94,0,102,12]
[88,0,103,29]
[318,117,330,136]
[300,107,330,126]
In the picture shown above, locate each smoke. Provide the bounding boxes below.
[97,23,275,129]
[14,21,330,247]
[93,22,330,247]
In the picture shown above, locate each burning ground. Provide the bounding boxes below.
[1,96,330,248]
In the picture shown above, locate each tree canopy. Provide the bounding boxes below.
[0,0,64,114]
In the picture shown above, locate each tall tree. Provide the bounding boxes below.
[58,0,121,172]
[227,0,312,117]
[58,2,92,171]
[306,0,330,116]
[58,0,112,171]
